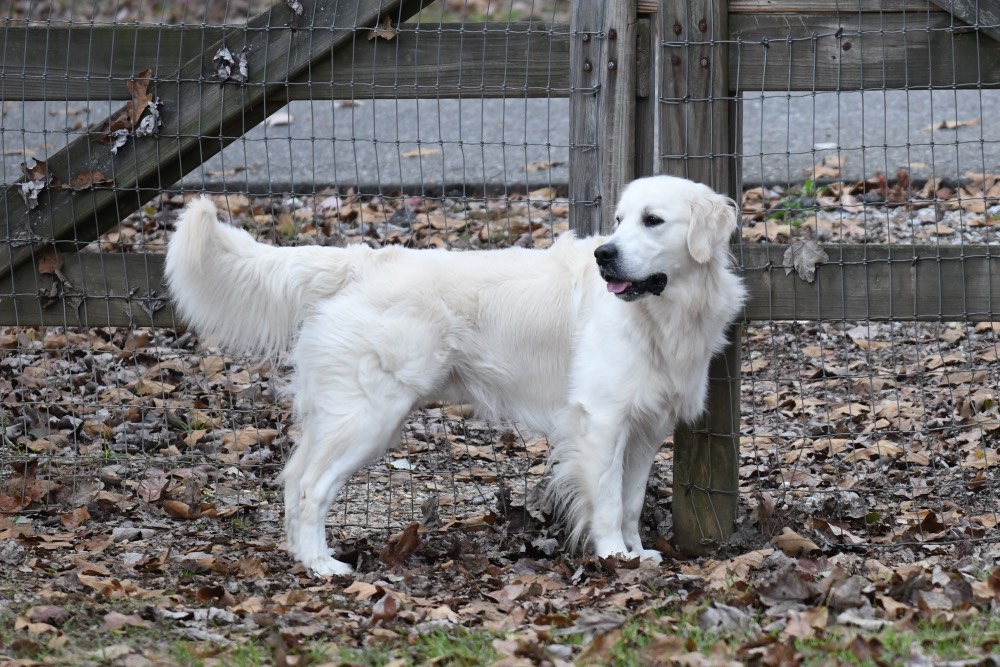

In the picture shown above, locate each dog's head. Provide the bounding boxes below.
[594,176,737,301]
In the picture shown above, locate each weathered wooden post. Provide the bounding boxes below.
[660,0,742,555]
[569,0,642,235]
[569,0,739,556]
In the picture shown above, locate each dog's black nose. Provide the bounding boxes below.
[594,244,617,265]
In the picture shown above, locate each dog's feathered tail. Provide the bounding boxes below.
[165,196,359,355]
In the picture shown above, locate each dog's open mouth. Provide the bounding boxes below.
[603,272,668,301]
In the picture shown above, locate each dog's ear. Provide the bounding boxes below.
[687,194,737,264]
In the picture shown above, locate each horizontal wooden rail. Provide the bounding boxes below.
[730,0,935,12]
[0,24,570,102]
[729,12,1000,91]
[0,252,176,328]
[5,244,1000,328]
[740,244,1000,322]
[1,9,996,103]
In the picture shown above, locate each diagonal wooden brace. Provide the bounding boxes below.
[928,0,1000,44]
[0,0,432,281]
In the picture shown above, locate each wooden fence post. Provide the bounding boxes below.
[569,0,639,235]
[660,0,742,555]
[634,12,657,180]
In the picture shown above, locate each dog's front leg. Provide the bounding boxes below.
[584,425,633,559]
[620,433,665,562]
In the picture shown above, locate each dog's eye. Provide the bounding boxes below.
[643,214,665,227]
[615,215,621,225]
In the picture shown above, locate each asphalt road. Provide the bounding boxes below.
[4,90,999,195]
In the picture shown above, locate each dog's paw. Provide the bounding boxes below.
[635,548,663,564]
[593,539,631,562]
[306,555,354,577]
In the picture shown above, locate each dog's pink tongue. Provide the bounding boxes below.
[606,280,630,294]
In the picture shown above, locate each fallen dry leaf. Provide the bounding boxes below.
[770,527,820,556]
[783,239,829,283]
[401,147,440,159]
[924,117,980,131]
[60,506,90,530]
[99,611,150,632]
[368,15,397,41]
[379,522,421,568]
[371,592,400,625]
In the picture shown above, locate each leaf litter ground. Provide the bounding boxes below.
[4,174,1000,665]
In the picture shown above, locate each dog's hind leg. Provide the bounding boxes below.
[283,399,412,577]
[282,298,454,576]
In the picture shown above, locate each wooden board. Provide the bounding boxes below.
[740,244,1000,322]
[635,17,657,179]
[2,10,996,105]
[731,0,932,12]
[730,12,1000,91]
[685,0,926,11]
[928,0,1000,43]
[0,24,570,101]
[661,1,739,190]
[0,26,224,101]
[0,252,174,329]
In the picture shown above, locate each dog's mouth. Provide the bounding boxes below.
[602,272,668,302]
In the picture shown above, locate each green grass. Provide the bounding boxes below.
[561,604,1000,666]
[336,627,500,666]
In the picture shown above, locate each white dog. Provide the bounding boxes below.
[165,175,745,576]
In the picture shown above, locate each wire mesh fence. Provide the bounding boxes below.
[730,2,1000,561]
[0,0,577,567]
[1,0,999,573]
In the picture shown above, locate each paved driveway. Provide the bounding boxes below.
[3,90,998,194]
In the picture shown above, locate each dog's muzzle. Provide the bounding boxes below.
[594,243,668,302]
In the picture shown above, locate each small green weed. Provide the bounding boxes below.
[337,627,499,666]
[766,179,822,225]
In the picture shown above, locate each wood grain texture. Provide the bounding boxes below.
[0,0,432,282]
[731,0,931,12]
[730,12,1000,91]
[598,0,639,234]
[0,26,225,101]
[929,0,1000,43]
[740,244,1000,321]
[569,0,639,236]
[660,1,737,191]
[568,0,604,235]
[0,252,174,328]
[635,17,657,179]
[0,24,570,101]
[671,325,742,554]
[2,10,996,105]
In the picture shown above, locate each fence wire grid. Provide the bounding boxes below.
[1,0,999,569]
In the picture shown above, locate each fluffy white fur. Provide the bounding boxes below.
[165,175,746,576]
